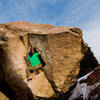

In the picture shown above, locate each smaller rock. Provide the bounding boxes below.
[68,66,100,100]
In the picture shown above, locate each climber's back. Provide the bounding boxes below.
[28,51,41,67]
[27,47,43,78]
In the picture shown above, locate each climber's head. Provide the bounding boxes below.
[34,47,37,53]
[33,47,42,54]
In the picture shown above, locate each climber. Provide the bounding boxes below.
[27,46,43,80]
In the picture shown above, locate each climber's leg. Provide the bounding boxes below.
[27,76,32,81]
[26,67,33,81]
[26,67,31,78]
[41,66,44,71]
[35,69,39,75]
[32,64,39,75]
[36,64,44,72]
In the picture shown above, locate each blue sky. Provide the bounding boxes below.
[0,0,100,62]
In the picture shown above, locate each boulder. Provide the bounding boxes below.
[0,21,88,99]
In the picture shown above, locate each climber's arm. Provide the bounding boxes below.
[28,46,33,57]
[36,47,42,54]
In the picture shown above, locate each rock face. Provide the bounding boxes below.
[0,21,89,99]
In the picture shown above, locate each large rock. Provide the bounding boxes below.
[0,21,88,99]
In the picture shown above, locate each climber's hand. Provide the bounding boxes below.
[39,51,42,54]
[28,46,31,52]
[36,47,42,54]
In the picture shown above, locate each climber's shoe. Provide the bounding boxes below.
[41,67,44,71]
[35,71,39,75]
[27,76,32,81]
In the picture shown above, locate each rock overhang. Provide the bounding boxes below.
[0,21,82,37]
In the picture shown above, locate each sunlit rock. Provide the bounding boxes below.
[0,21,89,99]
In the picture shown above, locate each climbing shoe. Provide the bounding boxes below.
[27,76,32,81]
[35,71,39,75]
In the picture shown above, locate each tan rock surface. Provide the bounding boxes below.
[48,32,83,92]
[0,92,9,100]
[0,21,87,99]
[27,71,54,98]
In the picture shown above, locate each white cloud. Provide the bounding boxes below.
[83,13,100,62]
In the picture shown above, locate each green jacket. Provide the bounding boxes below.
[28,52,41,67]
